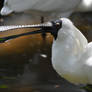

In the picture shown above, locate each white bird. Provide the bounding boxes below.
[0,0,81,17]
[1,0,92,17]
[50,18,92,84]
[0,18,92,85]
[51,18,91,84]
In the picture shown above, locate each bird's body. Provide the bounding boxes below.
[1,0,92,17]
[0,0,81,17]
[52,18,92,84]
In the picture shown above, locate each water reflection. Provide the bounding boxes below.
[0,12,91,92]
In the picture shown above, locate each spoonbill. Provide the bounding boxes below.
[1,0,92,18]
[0,0,81,17]
[0,18,92,85]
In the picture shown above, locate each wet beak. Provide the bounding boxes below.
[0,19,62,43]
[0,22,53,43]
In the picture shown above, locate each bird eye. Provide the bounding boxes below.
[55,21,62,30]
[56,22,60,26]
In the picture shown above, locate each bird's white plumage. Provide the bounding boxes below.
[0,0,81,17]
[0,0,13,15]
[52,18,92,84]
[1,0,92,16]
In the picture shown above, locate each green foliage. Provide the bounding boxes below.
[81,85,92,92]
[0,85,8,88]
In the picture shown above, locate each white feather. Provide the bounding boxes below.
[0,0,81,17]
[52,18,92,84]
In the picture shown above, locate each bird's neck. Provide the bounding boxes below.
[51,25,88,75]
[52,34,84,73]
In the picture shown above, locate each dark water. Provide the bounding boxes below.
[0,12,91,92]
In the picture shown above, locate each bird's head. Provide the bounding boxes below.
[0,18,74,43]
